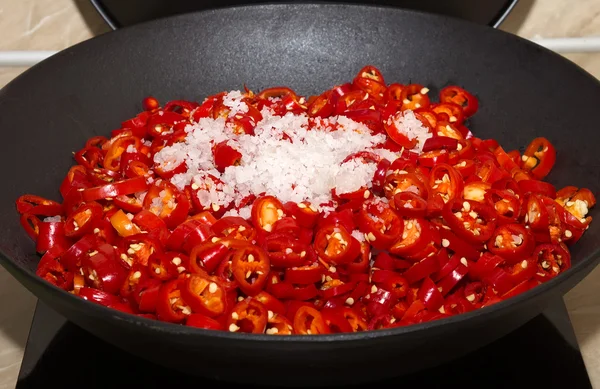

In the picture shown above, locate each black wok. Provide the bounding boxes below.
[1,4,599,386]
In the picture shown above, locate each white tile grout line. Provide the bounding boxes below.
[0,37,599,67]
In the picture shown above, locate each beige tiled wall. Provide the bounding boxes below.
[0,0,599,388]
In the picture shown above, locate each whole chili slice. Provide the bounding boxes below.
[156,279,190,323]
[521,137,556,180]
[64,201,103,238]
[487,223,535,264]
[227,298,269,334]
[439,86,479,117]
[534,243,571,282]
[231,245,270,296]
[313,224,361,265]
[181,274,228,317]
[148,251,181,281]
[389,218,432,258]
[442,199,497,245]
[142,181,190,229]
[264,312,294,335]
[251,195,286,232]
[16,195,62,215]
[293,306,330,335]
[357,201,404,250]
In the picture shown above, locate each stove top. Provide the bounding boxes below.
[17,300,592,388]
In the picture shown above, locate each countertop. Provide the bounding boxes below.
[0,0,599,388]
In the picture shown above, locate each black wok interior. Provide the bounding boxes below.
[1,4,599,386]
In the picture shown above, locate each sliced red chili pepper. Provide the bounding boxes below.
[271,282,319,301]
[432,103,464,125]
[36,246,73,290]
[284,262,325,284]
[439,86,478,117]
[533,243,571,282]
[189,240,230,274]
[16,195,62,215]
[142,180,190,229]
[121,234,163,267]
[313,224,361,266]
[148,251,182,281]
[417,149,449,168]
[316,208,356,233]
[400,84,430,111]
[506,256,537,286]
[283,201,319,229]
[212,141,242,173]
[156,279,190,323]
[63,201,103,238]
[134,278,162,312]
[384,171,428,200]
[372,270,408,300]
[392,192,427,218]
[422,136,458,153]
[402,251,441,284]
[253,291,286,316]
[36,221,70,255]
[212,216,256,241]
[518,179,556,199]
[81,243,127,295]
[78,287,121,307]
[181,274,227,317]
[442,199,497,245]
[82,176,148,202]
[231,245,270,296]
[227,298,268,334]
[262,233,311,268]
[321,307,354,333]
[357,200,404,250]
[437,262,469,296]
[389,218,431,258]
[487,223,534,264]
[364,288,396,318]
[251,195,285,233]
[521,137,556,180]
[61,234,99,271]
[417,277,445,310]
[293,306,330,335]
[110,209,142,237]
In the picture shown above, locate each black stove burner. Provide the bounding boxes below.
[17,300,592,388]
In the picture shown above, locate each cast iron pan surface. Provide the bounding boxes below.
[89,0,517,29]
[1,4,599,386]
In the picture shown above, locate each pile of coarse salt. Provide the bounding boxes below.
[153,90,430,218]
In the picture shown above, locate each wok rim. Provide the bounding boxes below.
[2,2,600,344]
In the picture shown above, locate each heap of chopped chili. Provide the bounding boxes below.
[16,65,595,335]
